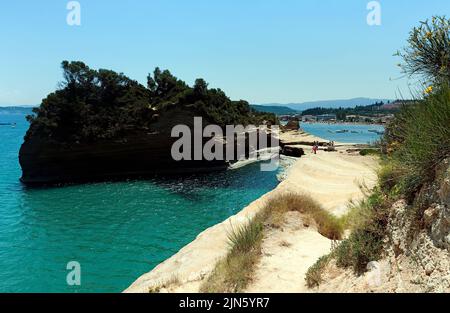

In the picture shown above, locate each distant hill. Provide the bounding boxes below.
[260,98,392,111]
[0,106,34,115]
[251,105,298,115]
[380,100,415,110]
[301,101,397,117]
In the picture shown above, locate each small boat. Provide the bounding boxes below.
[335,130,349,134]
[368,129,384,135]
[0,122,16,128]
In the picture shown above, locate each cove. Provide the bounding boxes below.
[0,113,280,292]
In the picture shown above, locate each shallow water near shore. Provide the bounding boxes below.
[0,113,279,292]
[301,123,384,144]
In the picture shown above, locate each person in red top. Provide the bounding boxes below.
[312,142,318,154]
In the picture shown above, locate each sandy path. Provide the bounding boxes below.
[281,148,378,216]
[245,148,378,293]
[245,211,331,293]
[125,133,378,293]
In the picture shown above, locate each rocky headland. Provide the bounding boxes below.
[19,61,277,185]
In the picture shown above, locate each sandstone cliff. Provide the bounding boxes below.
[317,159,450,293]
[19,107,229,185]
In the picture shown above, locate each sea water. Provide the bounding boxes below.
[0,113,279,292]
[301,123,384,144]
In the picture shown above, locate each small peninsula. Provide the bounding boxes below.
[19,61,277,185]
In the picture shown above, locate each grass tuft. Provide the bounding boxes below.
[227,216,265,255]
[305,254,332,288]
[265,193,344,240]
[200,193,344,292]
[200,216,264,293]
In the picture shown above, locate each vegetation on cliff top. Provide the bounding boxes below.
[306,16,450,288]
[396,16,450,84]
[384,15,450,199]
[26,61,277,143]
[338,15,450,273]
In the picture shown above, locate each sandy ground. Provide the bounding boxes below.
[280,147,378,216]
[244,143,377,293]
[245,211,332,293]
[124,131,378,293]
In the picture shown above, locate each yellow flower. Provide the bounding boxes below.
[424,86,433,94]
[426,31,432,39]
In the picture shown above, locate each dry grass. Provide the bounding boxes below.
[200,215,265,293]
[200,193,345,293]
[266,193,344,240]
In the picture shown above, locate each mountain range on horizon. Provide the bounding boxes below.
[1,98,392,115]
[256,97,393,112]
[0,106,34,114]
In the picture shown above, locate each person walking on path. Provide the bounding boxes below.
[312,142,318,154]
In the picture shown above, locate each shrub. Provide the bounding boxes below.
[386,16,450,198]
[305,255,331,288]
[385,86,450,197]
[334,227,385,275]
[333,190,389,274]
[396,16,450,83]
[378,162,402,193]
[359,149,381,156]
[307,16,450,285]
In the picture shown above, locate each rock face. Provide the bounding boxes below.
[19,133,230,185]
[282,118,300,131]
[19,108,229,185]
[425,158,450,251]
[19,106,279,185]
[281,145,305,157]
[317,159,450,293]
[383,198,450,292]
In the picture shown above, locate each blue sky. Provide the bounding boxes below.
[1,0,449,106]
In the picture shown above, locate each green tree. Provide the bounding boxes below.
[26,61,278,143]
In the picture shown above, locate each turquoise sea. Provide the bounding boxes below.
[0,112,280,293]
[302,123,384,144]
[0,113,383,293]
